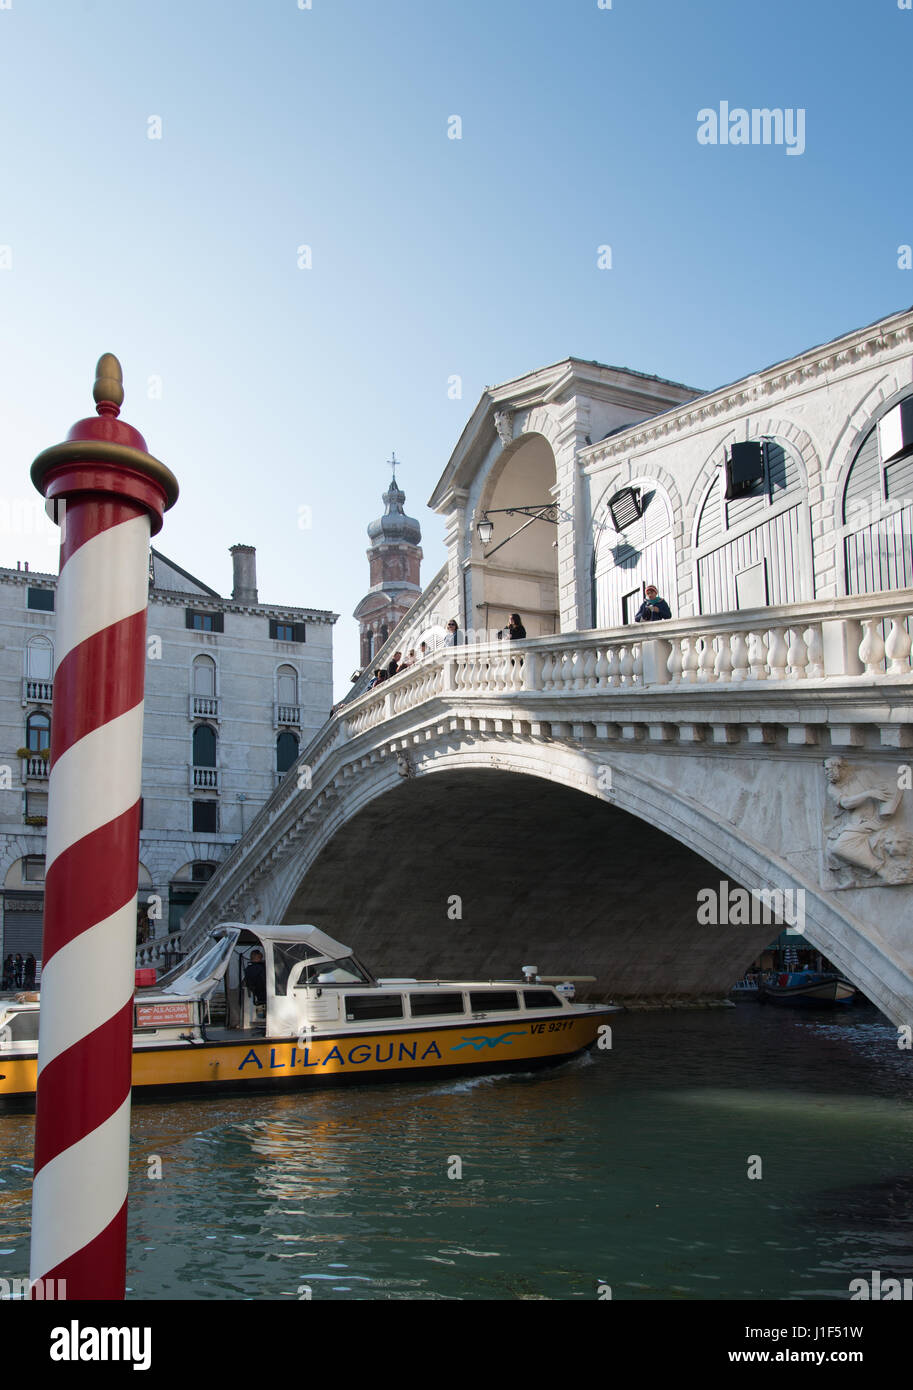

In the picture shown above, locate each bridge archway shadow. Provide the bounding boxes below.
[281,769,779,1005]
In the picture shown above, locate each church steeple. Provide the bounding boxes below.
[353,458,423,669]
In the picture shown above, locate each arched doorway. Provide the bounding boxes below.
[470,435,559,640]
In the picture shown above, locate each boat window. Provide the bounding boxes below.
[469,990,520,1012]
[273,942,323,996]
[3,1010,39,1042]
[523,989,560,1008]
[345,994,404,1022]
[409,992,465,1017]
[292,956,371,989]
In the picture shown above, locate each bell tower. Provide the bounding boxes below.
[353,455,423,668]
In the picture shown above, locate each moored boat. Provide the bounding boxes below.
[0,924,614,1106]
[758,969,856,1007]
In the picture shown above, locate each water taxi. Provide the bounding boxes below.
[0,924,613,1105]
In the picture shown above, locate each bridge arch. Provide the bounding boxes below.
[260,739,899,1013]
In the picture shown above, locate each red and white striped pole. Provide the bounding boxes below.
[29,354,178,1299]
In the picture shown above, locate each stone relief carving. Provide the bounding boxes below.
[397,750,416,779]
[821,757,913,888]
[493,409,513,451]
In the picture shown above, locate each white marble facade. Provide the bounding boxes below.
[423,306,913,648]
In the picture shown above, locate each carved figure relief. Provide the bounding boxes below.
[822,757,913,887]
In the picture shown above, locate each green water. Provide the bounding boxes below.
[2,1005,912,1300]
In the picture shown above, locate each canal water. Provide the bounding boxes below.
[1,1003,912,1301]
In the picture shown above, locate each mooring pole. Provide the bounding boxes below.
[28,355,178,1299]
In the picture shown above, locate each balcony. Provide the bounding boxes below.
[190,694,220,720]
[275,702,301,728]
[21,756,49,782]
[22,678,53,705]
[190,766,220,791]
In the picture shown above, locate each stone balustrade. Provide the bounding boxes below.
[340,595,912,728]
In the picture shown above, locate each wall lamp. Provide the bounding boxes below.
[476,503,571,558]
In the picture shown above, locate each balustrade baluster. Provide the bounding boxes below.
[859,618,886,675]
[631,644,644,685]
[570,649,584,691]
[804,624,824,679]
[620,645,635,684]
[714,633,733,683]
[747,631,769,680]
[767,627,788,680]
[681,637,699,683]
[786,627,809,679]
[730,631,750,681]
[885,616,912,675]
[666,639,683,683]
[606,646,621,687]
[698,636,716,682]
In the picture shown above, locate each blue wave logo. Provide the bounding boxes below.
[450,1031,528,1053]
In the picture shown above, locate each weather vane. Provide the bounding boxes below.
[387,451,400,484]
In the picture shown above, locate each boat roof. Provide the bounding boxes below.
[214,922,353,957]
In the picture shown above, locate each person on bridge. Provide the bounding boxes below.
[444,619,460,646]
[634,585,672,622]
[387,651,403,677]
[498,613,526,640]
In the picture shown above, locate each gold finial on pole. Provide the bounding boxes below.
[93,353,124,415]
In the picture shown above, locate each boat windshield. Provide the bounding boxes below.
[292,955,373,988]
[272,941,324,997]
[158,932,239,998]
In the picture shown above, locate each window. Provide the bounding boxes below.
[409,992,465,1017]
[25,790,48,823]
[26,712,50,753]
[345,994,404,1022]
[23,855,45,881]
[168,886,199,933]
[185,610,224,633]
[524,989,560,1009]
[192,800,218,833]
[26,637,53,679]
[270,619,306,642]
[192,655,216,696]
[192,724,217,767]
[277,731,299,773]
[468,990,520,1012]
[277,665,298,705]
[27,588,54,612]
[191,861,217,882]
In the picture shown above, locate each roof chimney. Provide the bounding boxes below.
[230,544,258,604]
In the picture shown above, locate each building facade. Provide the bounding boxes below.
[0,544,337,976]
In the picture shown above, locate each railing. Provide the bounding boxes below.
[23,677,53,704]
[341,594,913,726]
[191,766,219,790]
[21,756,49,781]
[190,694,220,719]
[275,702,301,728]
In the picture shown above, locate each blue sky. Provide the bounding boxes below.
[1,0,910,697]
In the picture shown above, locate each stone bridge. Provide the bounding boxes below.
[170,593,913,1024]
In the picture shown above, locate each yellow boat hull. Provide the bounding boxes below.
[0,1010,609,1104]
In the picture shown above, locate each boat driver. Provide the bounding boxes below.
[244,949,267,1006]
